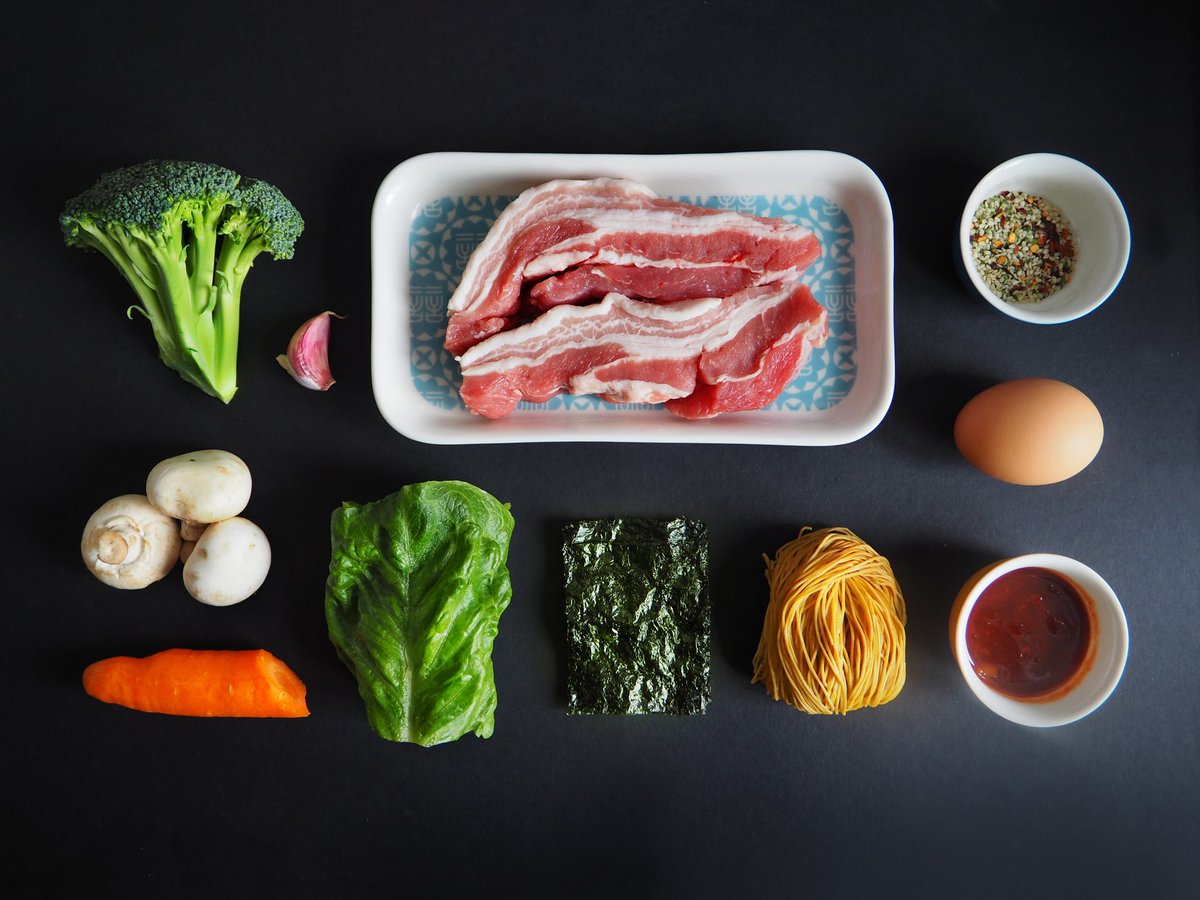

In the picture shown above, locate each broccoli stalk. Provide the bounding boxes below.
[60,161,303,402]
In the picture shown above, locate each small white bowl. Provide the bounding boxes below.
[949,553,1128,727]
[959,153,1130,324]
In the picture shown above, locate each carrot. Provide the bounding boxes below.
[82,648,310,718]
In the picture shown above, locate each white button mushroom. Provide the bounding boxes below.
[146,450,252,540]
[182,517,271,606]
[81,495,182,589]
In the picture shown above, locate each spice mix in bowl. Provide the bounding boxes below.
[958,153,1130,324]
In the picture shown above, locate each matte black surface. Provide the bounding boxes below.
[4,2,1197,897]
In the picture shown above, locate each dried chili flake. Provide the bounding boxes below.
[970,190,1076,304]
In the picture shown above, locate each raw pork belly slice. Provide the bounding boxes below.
[445,178,655,355]
[457,283,828,420]
[526,264,761,310]
[444,178,821,355]
[665,285,827,419]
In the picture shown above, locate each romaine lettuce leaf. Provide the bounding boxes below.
[325,481,514,746]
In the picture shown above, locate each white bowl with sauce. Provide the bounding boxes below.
[949,553,1129,727]
[958,153,1131,324]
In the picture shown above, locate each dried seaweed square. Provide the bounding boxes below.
[563,517,710,715]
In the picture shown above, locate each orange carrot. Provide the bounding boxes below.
[83,648,310,718]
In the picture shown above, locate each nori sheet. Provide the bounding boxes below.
[563,517,710,715]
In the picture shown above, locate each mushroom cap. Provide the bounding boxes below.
[81,494,182,589]
[146,450,252,525]
[183,516,271,607]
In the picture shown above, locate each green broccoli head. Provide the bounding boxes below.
[60,160,304,403]
[60,160,241,241]
[224,177,304,260]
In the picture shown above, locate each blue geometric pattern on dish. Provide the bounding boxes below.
[407,194,855,413]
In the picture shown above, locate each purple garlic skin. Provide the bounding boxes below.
[278,311,343,390]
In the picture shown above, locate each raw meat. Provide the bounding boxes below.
[457,283,828,420]
[665,291,826,419]
[526,264,760,310]
[444,178,821,355]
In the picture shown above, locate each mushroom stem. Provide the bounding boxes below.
[180,521,207,542]
[96,530,130,565]
[93,517,146,570]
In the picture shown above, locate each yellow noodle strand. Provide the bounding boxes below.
[752,527,907,715]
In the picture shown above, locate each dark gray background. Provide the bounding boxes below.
[4,1,1197,897]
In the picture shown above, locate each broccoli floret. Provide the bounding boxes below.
[60,160,303,403]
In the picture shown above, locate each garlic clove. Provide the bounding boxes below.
[277,311,343,391]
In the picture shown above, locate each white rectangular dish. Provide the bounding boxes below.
[371,150,894,445]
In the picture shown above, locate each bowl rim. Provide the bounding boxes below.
[958,152,1131,325]
[950,552,1129,727]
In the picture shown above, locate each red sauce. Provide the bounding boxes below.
[966,567,1095,701]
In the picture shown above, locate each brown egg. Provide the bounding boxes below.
[954,378,1104,485]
